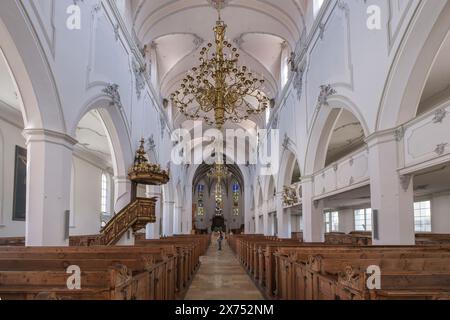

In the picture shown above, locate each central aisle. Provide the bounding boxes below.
[184,237,264,300]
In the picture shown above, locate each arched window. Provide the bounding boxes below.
[313,0,325,17]
[197,184,205,216]
[232,182,240,216]
[101,173,110,216]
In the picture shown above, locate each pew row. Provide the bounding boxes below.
[0,235,210,300]
[230,235,450,300]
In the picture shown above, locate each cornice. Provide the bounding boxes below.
[23,128,78,147]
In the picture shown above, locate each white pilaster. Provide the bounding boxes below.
[262,200,270,236]
[301,176,324,243]
[367,131,415,245]
[173,205,182,234]
[24,129,76,247]
[276,192,290,238]
[254,209,262,234]
[145,185,161,239]
[431,193,450,233]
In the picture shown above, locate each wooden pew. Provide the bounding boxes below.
[275,245,450,300]
[136,234,210,294]
[0,267,133,300]
[0,246,178,300]
[0,237,25,246]
[231,235,450,300]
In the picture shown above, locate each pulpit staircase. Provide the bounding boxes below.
[70,139,169,246]
[70,197,157,246]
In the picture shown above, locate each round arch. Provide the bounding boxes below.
[263,175,277,201]
[255,182,264,210]
[277,146,302,192]
[0,3,65,132]
[71,94,134,180]
[304,95,370,175]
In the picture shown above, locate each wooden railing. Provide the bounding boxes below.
[70,197,156,246]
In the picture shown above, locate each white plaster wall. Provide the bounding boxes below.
[70,156,103,236]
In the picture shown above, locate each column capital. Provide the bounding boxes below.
[23,128,78,150]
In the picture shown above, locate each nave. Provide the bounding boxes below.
[1,0,450,302]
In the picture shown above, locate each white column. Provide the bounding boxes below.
[431,193,450,233]
[262,200,270,236]
[173,205,182,234]
[145,185,161,239]
[162,201,175,236]
[24,129,76,247]
[180,208,186,234]
[301,176,324,243]
[367,131,415,245]
[276,192,290,238]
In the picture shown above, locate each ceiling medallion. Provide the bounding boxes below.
[170,3,270,129]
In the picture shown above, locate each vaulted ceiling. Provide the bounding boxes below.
[130,0,309,129]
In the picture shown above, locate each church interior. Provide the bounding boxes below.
[0,0,449,301]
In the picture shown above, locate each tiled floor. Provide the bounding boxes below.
[184,239,264,300]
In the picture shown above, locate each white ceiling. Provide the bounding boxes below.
[131,0,309,129]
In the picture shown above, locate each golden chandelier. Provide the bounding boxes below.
[170,4,270,129]
[207,162,230,215]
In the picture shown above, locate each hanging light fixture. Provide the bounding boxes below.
[170,1,270,129]
[207,162,230,215]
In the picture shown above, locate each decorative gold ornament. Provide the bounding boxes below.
[128,139,170,185]
[207,162,230,182]
[170,4,270,129]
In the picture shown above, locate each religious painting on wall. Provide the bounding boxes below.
[13,146,27,221]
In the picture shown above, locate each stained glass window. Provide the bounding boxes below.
[232,182,240,215]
